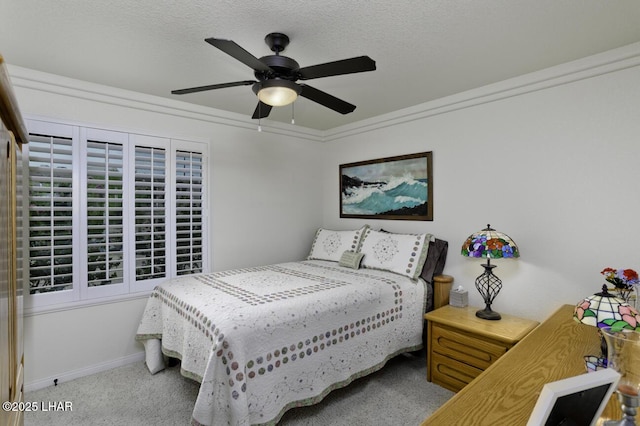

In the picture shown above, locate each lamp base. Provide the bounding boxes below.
[474,260,502,321]
[603,391,639,426]
[476,306,501,321]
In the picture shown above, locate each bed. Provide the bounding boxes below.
[136,226,449,425]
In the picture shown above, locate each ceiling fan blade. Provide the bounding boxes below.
[205,38,272,72]
[299,84,356,114]
[298,56,376,80]
[171,80,256,95]
[252,101,273,119]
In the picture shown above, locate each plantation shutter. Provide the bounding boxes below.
[175,150,203,275]
[86,140,124,287]
[27,134,74,294]
[134,146,167,281]
[24,119,208,311]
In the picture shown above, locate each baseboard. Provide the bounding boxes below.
[24,351,145,393]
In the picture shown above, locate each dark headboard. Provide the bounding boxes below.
[422,238,450,312]
[421,238,448,285]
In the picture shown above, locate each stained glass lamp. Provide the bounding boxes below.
[573,285,640,356]
[461,224,520,320]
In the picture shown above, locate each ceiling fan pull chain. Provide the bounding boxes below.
[291,102,295,125]
[258,102,262,132]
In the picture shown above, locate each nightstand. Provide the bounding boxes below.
[424,305,538,392]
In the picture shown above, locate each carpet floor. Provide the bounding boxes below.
[24,351,453,426]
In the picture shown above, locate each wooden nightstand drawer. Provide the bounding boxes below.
[432,323,507,371]
[425,305,539,393]
[431,351,483,392]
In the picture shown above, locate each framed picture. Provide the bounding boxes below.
[339,152,433,220]
[526,368,620,426]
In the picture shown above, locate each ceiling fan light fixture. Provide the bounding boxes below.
[253,80,301,107]
[258,86,298,106]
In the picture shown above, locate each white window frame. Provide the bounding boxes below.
[25,120,81,308]
[80,127,130,300]
[24,119,209,313]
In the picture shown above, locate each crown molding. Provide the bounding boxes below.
[7,64,325,142]
[323,41,640,142]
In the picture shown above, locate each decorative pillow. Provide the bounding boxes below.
[143,339,165,374]
[308,225,369,262]
[339,250,365,269]
[359,228,432,280]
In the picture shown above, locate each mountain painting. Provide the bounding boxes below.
[340,152,433,221]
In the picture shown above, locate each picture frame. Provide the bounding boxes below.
[526,368,620,426]
[339,152,433,221]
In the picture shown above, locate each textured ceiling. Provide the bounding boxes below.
[2,0,640,131]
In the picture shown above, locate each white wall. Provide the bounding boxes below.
[322,43,640,322]
[11,67,325,388]
[23,298,149,388]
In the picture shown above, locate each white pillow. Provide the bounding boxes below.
[359,228,432,280]
[142,338,166,374]
[308,226,369,262]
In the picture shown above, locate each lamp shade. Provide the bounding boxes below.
[252,79,301,107]
[461,224,520,259]
[574,285,640,331]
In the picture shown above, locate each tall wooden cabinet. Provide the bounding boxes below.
[1,54,28,426]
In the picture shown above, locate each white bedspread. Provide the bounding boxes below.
[136,260,427,425]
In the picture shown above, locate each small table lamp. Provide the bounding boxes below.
[461,224,520,320]
[574,285,640,357]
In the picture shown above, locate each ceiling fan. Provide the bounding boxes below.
[171,32,376,120]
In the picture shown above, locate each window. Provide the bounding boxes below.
[25,120,208,310]
[86,140,125,287]
[28,132,74,295]
[175,150,203,275]
[134,145,167,282]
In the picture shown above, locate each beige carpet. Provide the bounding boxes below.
[24,351,453,426]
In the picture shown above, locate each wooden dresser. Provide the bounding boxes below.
[421,304,636,426]
[0,54,28,426]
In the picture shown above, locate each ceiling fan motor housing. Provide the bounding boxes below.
[255,55,300,81]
